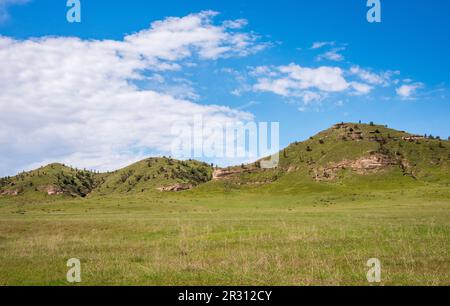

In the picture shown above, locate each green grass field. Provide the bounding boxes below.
[0,182,449,286]
[1,123,449,286]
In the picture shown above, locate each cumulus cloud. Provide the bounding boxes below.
[278,64,349,92]
[350,82,373,95]
[252,64,351,103]
[396,83,423,99]
[0,11,263,176]
[349,66,398,86]
[251,61,412,105]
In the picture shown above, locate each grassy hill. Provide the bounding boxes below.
[0,163,102,198]
[198,123,450,194]
[280,122,450,182]
[0,158,213,198]
[1,123,449,198]
[92,157,213,196]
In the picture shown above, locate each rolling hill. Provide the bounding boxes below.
[0,158,213,198]
[91,158,213,196]
[0,163,102,198]
[209,123,450,188]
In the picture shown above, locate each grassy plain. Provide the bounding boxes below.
[1,180,449,286]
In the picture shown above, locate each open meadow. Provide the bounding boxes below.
[1,181,449,286]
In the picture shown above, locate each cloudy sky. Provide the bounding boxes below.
[0,0,449,176]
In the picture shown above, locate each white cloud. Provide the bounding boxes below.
[279,64,349,92]
[316,47,345,62]
[249,65,279,77]
[223,19,248,29]
[311,41,335,49]
[254,64,349,96]
[254,77,296,96]
[253,64,350,104]
[350,82,373,95]
[220,67,254,98]
[349,66,398,86]
[301,91,325,104]
[250,60,417,106]
[251,63,395,104]
[236,100,260,110]
[0,11,263,176]
[231,89,242,96]
[122,11,265,61]
[396,83,423,99]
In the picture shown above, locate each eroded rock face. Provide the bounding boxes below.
[314,154,397,181]
[44,186,64,196]
[157,183,193,192]
[0,189,20,196]
[403,136,425,141]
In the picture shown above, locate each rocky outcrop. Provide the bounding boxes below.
[157,183,193,192]
[0,189,21,196]
[44,186,64,196]
[314,154,397,181]
[347,131,364,141]
[403,135,425,141]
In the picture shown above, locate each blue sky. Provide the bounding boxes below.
[0,0,449,175]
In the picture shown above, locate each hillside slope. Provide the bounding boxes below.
[0,158,214,198]
[205,123,450,191]
[0,164,102,197]
[1,123,449,198]
[282,123,449,180]
[91,157,213,196]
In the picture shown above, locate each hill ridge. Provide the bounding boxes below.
[1,123,449,198]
